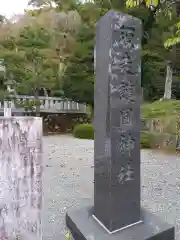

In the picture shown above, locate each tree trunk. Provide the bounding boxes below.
[163,62,173,100]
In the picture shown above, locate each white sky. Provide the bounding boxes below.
[0,0,30,18]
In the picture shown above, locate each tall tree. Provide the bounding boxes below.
[62,25,94,107]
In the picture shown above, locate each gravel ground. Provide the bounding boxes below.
[42,135,180,240]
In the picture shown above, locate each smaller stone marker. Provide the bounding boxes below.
[0,117,42,240]
[66,10,174,240]
[4,100,12,117]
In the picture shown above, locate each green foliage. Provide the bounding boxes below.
[0,89,9,101]
[62,25,94,107]
[63,1,177,105]
[0,24,59,95]
[141,50,166,100]
[18,26,51,49]
[73,123,94,139]
[15,99,41,112]
[65,232,71,240]
[140,131,176,151]
[126,6,157,45]
[141,100,180,119]
[0,0,179,106]
[165,37,180,47]
[140,132,151,148]
[164,22,180,48]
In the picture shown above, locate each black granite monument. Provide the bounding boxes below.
[66,10,175,240]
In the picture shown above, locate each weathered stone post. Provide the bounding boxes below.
[4,101,12,117]
[66,10,175,240]
[0,117,42,240]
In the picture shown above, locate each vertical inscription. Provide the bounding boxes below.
[111,21,136,75]
[109,13,140,105]
[110,13,139,161]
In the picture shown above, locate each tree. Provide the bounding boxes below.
[14,25,60,115]
[128,0,178,101]
[62,25,94,107]
[61,0,177,105]
[0,0,178,106]
[0,6,82,109]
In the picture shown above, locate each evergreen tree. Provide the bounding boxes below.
[62,25,94,107]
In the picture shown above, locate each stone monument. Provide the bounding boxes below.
[0,117,42,240]
[66,10,174,240]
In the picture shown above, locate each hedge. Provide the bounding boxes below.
[73,124,151,149]
[73,124,176,151]
[140,132,151,149]
[73,123,94,139]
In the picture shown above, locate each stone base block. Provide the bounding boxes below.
[66,206,174,240]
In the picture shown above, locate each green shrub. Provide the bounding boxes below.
[73,123,94,139]
[141,100,180,119]
[144,117,177,135]
[140,132,151,149]
[140,131,177,151]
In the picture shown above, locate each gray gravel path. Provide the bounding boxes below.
[42,135,180,240]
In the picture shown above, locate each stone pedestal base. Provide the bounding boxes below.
[66,206,174,240]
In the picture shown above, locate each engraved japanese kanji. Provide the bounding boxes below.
[111,51,135,74]
[0,118,42,240]
[113,25,135,49]
[110,80,135,103]
[120,109,132,125]
[117,134,135,156]
[113,14,126,30]
[111,17,139,75]
[117,164,134,184]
